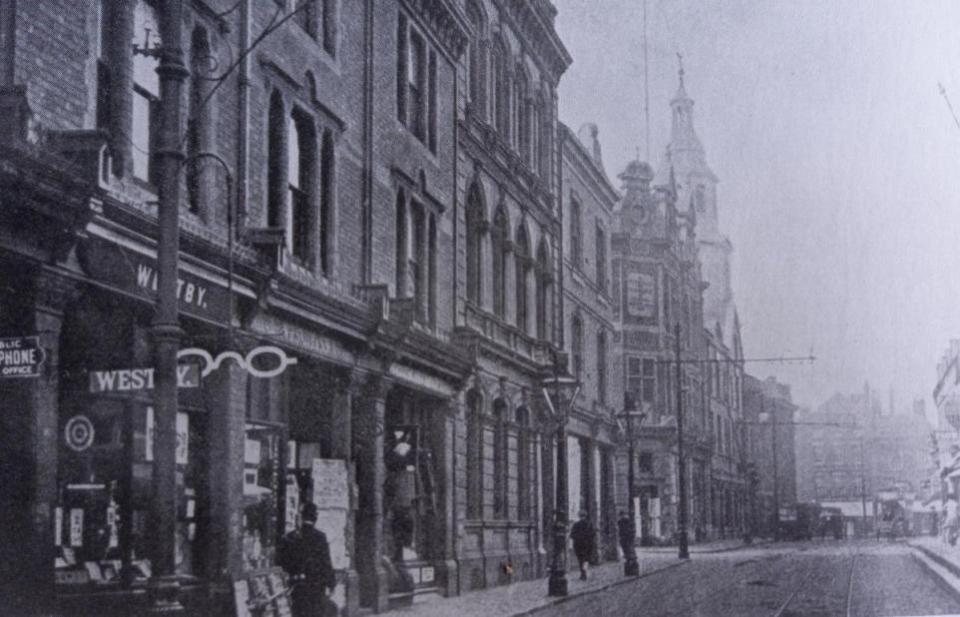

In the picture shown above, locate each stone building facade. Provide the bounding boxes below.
[610,149,709,544]
[558,122,621,562]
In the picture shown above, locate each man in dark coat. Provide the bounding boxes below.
[570,510,596,580]
[278,502,338,617]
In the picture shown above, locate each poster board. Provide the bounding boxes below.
[232,568,292,617]
[311,458,350,610]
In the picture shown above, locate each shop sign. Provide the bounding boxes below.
[0,336,45,378]
[83,237,232,322]
[64,415,95,452]
[178,346,298,378]
[88,364,200,393]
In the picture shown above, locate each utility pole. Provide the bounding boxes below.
[675,322,689,559]
[148,0,187,611]
[770,400,780,542]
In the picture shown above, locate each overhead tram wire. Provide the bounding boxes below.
[940,82,960,133]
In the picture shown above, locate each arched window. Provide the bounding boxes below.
[515,224,530,333]
[571,313,584,380]
[538,90,552,178]
[466,390,483,519]
[491,37,510,138]
[536,239,551,341]
[287,108,316,263]
[466,183,485,304]
[491,207,509,318]
[569,198,583,268]
[596,329,607,405]
[187,27,211,215]
[465,0,486,116]
[492,399,507,518]
[514,67,529,156]
[529,96,541,169]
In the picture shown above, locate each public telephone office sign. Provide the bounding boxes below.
[0,336,45,378]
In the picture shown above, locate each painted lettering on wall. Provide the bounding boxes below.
[89,364,200,393]
[136,264,209,310]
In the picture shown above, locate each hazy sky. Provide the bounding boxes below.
[555,0,960,413]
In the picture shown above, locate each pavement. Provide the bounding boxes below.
[393,539,960,616]
[391,539,751,617]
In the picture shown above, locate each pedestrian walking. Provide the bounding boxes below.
[617,511,635,559]
[570,511,596,581]
[278,502,338,617]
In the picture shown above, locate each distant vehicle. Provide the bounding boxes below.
[778,502,821,540]
[819,507,844,540]
[876,498,907,540]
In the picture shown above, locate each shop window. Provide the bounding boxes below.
[131,0,160,185]
[242,424,282,571]
[54,401,208,585]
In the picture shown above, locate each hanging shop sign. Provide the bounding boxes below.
[178,346,298,378]
[0,336,45,378]
[82,237,232,322]
[88,364,201,393]
[64,415,95,452]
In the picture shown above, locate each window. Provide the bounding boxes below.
[492,37,509,138]
[466,184,484,304]
[322,0,337,55]
[294,0,317,37]
[397,14,437,151]
[595,222,607,292]
[516,407,532,520]
[491,207,509,318]
[571,314,583,380]
[493,399,507,518]
[466,390,483,519]
[267,91,286,229]
[465,0,486,115]
[395,191,437,325]
[638,452,654,474]
[569,199,582,268]
[597,330,607,405]
[132,0,160,184]
[535,239,551,340]
[627,357,656,406]
[287,110,315,263]
[538,93,552,178]
[515,225,530,333]
[514,69,529,156]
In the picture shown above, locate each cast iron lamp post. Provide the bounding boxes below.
[616,394,646,576]
[543,352,580,597]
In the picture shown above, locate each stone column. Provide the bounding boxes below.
[332,369,362,616]
[431,398,459,596]
[23,273,77,614]
[205,360,247,579]
[353,373,392,612]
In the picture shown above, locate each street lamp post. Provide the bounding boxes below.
[617,395,645,576]
[674,323,690,560]
[544,353,580,597]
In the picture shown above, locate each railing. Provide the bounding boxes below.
[464,303,553,365]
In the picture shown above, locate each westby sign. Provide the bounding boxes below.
[82,238,231,323]
[0,336,45,378]
[89,364,201,393]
